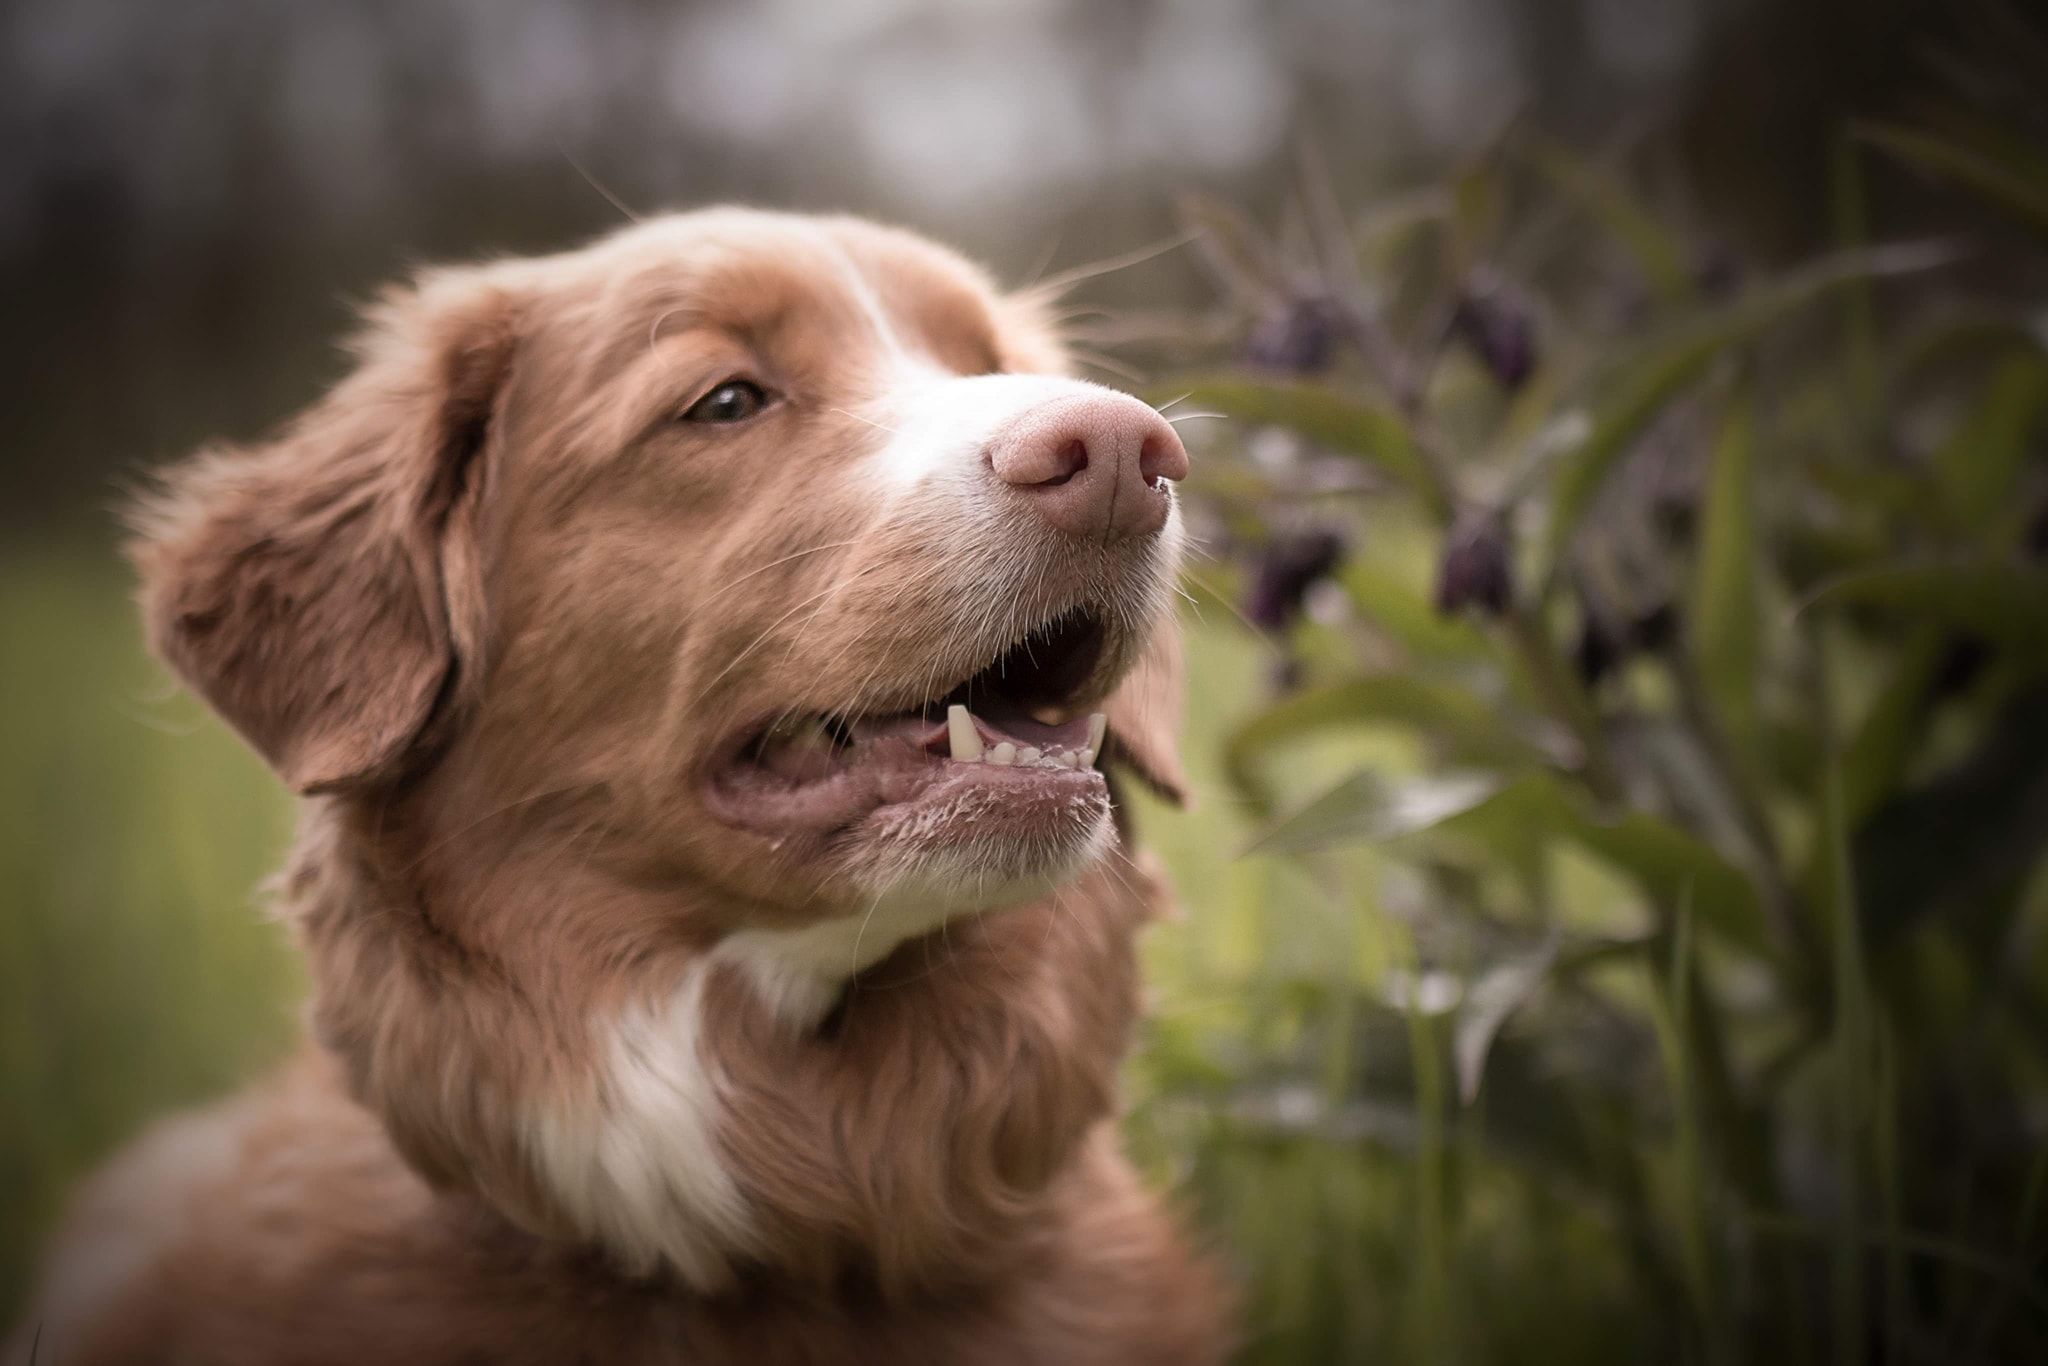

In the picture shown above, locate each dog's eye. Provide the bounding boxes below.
[682,379,770,425]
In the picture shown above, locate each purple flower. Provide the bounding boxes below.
[1244,530,1348,630]
[1244,294,1342,375]
[1434,511,1513,618]
[1450,268,1537,391]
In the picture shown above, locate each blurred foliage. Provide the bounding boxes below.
[0,551,301,1310]
[1121,25,2048,1363]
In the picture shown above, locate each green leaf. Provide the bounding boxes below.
[1822,746,1871,1363]
[1566,808,1770,956]
[1250,771,1773,953]
[1454,936,1558,1104]
[1800,561,2048,666]
[1858,122,2048,239]
[1339,563,1492,661]
[1837,636,1943,830]
[1647,893,1717,1329]
[1224,677,1549,812]
[1933,354,2048,539]
[1688,395,1763,745]
[1547,243,1959,561]
[1519,134,1694,305]
[1244,769,1508,855]
[1156,375,1441,513]
[1853,685,2048,948]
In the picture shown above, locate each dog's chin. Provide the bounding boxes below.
[837,772,1117,912]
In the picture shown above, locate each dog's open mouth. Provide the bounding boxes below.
[706,608,1115,836]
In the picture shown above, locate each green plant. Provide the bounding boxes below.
[1127,98,2048,1362]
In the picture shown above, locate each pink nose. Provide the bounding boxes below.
[987,390,1188,541]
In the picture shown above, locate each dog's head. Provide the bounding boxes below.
[128,212,1190,1285]
[135,209,1186,938]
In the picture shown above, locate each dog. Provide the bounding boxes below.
[6,209,1232,1364]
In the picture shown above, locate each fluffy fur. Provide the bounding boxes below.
[8,209,1230,1364]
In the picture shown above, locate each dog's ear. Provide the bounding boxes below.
[1103,618,1188,806]
[130,270,524,795]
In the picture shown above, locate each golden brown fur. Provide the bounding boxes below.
[8,210,1231,1364]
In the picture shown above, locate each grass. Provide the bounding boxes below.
[0,541,302,1310]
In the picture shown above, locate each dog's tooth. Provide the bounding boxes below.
[1017,746,1042,766]
[946,704,983,763]
[1085,713,1107,763]
[1052,750,1077,769]
[988,742,1016,766]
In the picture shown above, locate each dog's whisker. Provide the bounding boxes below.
[1065,347,1148,386]
[1024,226,1199,300]
[695,538,866,610]
[826,406,903,436]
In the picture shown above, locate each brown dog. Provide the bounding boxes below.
[7,210,1231,1364]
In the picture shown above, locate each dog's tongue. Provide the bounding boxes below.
[846,712,943,746]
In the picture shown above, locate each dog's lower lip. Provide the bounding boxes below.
[705,704,1107,836]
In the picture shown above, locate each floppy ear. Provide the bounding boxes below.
[130,271,523,794]
[1102,616,1188,806]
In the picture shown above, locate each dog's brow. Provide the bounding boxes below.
[824,244,910,364]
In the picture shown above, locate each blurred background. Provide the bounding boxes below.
[6,0,2048,1360]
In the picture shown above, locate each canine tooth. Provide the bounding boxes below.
[1017,746,1042,765]
[988,742,1016,766]
[1085,713,1107,759]
[1053,750,1078,769]
[946,704,983,762]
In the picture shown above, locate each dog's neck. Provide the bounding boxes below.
[277,787,1152,1297]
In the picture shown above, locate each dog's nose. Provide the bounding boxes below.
[988,391,1188,540]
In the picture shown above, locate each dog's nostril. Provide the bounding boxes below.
[1136,434,1186,489]
[1037,439,1087,488]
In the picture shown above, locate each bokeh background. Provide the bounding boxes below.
[6,0,2048,1361]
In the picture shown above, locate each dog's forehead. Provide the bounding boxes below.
[554,210,1014,372]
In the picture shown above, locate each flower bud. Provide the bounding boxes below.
[1244,294,1341,375]
[1692,244,1742,300]
[1574,605,1625,687]
[1450,267,1537,391]
[1244,530,1348,631]
[1434,512,1514,618]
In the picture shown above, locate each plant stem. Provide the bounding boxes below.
[1502,602,1624,801]
[1671,648,1818,972]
